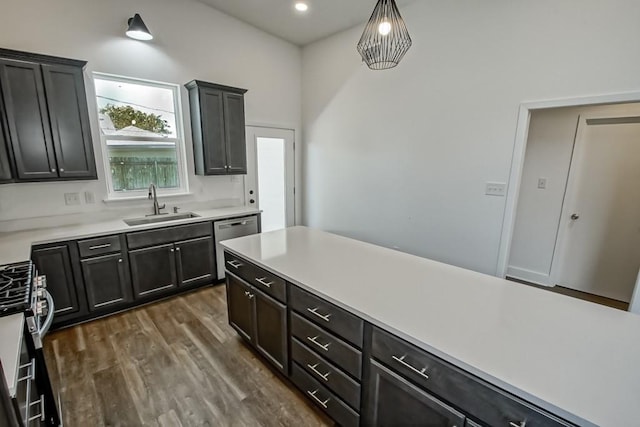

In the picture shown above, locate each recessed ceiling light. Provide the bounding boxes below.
[294,2,309,12]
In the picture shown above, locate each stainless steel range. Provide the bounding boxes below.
[0,260,60,426]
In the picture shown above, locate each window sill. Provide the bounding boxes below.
[103,192,195,204]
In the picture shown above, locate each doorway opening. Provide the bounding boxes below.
[245,126,295,232]
[499,99,640,311]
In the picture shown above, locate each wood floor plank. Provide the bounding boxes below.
[44,285,333,427]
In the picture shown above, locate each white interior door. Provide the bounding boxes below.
[551,114,640,302]
[245,126,295,232]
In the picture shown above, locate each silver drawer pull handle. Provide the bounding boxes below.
[392,355,429,380]
[510,423,526,427]
[244,291,255,299]
[307,307,332,322]
[89,243,111,250]
[255,277,274,288]
[307,335,330,352]
[307,363,330,381]
[307,389,330,408]
[226,260,243,269]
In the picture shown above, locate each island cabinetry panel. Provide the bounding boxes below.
[0,48,96,182]
[185,80,247,175]
[224,251,286,303]
[364,359,466,427]
[225,271,287,372]
[289,284,363,347]
[78,234,132,312]
[369,326,573,427]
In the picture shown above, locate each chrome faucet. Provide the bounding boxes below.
[147,184,166,216]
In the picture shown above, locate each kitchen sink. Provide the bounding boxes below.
[123,212,200,226]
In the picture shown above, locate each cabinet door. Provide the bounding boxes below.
[0,58,57,180]
[129,244,178,299]
[0,111,13,182]
[199,87,227,175]
[41,64,96,179]
[175,236,214,287]
[226,274,253,342]
[253,287,287,373]
[81,253,132,311]
[223,92,246,174]
[365,360,466,427]
[32,245,82,317]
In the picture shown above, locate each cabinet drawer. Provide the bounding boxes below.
[291,337,361,410]
[289,285,363,348]
[224,252,286,303]
[371,327,573,427]
[127,222,211,250]
[291,363,359,427]
[78,235,121,258]
[291,312,362,380]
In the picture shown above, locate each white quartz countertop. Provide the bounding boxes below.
[221,226,640,427]
[0,313,24,397]
[0,206,260,265]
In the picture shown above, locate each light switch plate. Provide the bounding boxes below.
[64,192,81,205]
[485,182,507,197]
[537,178,547,189]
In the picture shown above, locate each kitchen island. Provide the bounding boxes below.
[221,226,640,427]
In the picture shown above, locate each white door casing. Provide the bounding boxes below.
[245,126,295,231]
[550,113,640,302]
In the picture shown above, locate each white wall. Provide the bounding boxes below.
[508,103,640,285]
[0,0,301,230]
[301,0,640,274]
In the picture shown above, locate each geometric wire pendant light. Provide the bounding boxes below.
[357,0,412,70]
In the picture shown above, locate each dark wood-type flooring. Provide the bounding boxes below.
[507,277,630,311]
[43,285,333,427]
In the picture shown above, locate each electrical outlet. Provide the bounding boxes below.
[84,191,95,204]
[537,178,547,189]
[485,182,507,197]
[64,192,81,205]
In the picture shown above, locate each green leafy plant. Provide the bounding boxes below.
[100,104,170,135]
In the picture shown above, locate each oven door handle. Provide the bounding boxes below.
[39,290,55,337]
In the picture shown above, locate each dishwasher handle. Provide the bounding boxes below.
[218,218,255,229]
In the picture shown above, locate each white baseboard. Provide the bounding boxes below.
[506,266,553,287]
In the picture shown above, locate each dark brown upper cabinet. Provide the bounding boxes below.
[185,80,247,175]
[0,48,96,182]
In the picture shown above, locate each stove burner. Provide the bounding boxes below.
[0,261,33,317]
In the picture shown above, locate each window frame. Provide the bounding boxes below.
[93,72,189,199]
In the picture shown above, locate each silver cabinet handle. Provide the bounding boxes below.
[171,248,175,253]
[244,291,254,299]
[51,168,56,173]
[307,363,330,381]
[307,335,330,352]
[59,168,65,172]
[226,260,242,269]
[392,355,429,380]
[255,277,274,288]
[89,243,111,250]
[307,389,330,408]
[118,259,123,263]
[307,307,331,322]
[510,423,526,427]
[176,247,181,252]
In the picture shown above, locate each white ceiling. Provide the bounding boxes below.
[197,0,416,46]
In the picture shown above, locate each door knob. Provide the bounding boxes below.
[570,214,580,220]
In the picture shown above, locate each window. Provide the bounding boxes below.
[93,73,187,198]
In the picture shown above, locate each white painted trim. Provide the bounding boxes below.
[496,91,640,279]
[630,268,640,314]
[506,266,552,287]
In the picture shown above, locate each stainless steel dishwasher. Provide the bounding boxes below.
[214,215,259,279]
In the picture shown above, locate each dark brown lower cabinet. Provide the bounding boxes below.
[129,243,178,299]
[81,253,132,311]
[365,360,466,427]
[226,273,287,373]
[175,236,215,287]
[32,245,84,319]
